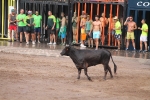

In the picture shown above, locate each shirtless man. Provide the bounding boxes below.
[58,12,66,45]
[124,16,137,51]
[100,13,108,45]
[90,15,102,50]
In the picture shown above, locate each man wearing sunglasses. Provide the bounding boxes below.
[124,16,137,51]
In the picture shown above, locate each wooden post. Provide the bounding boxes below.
[108,4,112,46]
[97,3,99,15]
[84,3,86,13]
[77,2,80,43]
[90,3,93,20]
[102,4,106,45]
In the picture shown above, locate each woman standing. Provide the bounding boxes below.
[72,12,78,44]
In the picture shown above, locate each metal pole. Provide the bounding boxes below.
[121,1,127,50]
[67,0,73,45]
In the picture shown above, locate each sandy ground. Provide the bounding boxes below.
[0,52,150,100]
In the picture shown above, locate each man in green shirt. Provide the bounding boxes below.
[45,11,56,45]
[24,11,35,45]
[16,9,26,43]
[113,16,122,51]
[138,19,148,52]
[33,11,42,43]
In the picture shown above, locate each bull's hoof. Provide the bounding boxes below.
[103,77,106,80]
[110,76,113,78]
[88,77,92,81]
[77,77,80,79]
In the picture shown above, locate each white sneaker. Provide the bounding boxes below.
[35,40,36,43]
[80,44,83,47]
[26,42,29,45]
[38,41,40,43]
[48,42,52,45]
[53,42,56,45]
[32,41,35,45]
[80,44,86,48]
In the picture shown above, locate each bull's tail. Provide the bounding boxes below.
[110,54,117,74]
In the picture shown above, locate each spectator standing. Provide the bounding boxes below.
[72,12,78,44]
[138,19,148,52]
[80,14,87,47]
[46,11,56,45]
[24,11,35,45]
[8,9,18,42]
[124,16,137,51]
[90,15,102,50]
[85,15,93,48]
[58,12,66,45]
[33,11,42,43]
[113,16,122,51]
[16,9,26,43]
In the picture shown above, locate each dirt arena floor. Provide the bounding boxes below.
[0,52,150,100]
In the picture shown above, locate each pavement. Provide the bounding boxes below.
[0,40,150,59]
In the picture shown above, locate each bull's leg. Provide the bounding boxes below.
[103,65,108,80]
[84,68,92,81]
[107,65,113,78]
[77,68,82,79]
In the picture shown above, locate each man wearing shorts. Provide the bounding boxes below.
[8,9,17,42]
[46,11,56,45]
[33,11,42,43]
[58,12,66,45]
[124,16,137,51]
[86,15,93,48]
[138,19,148,52]
[90,15,102,50]
[16,9,26,43]
[113,16,122,51]
[80,14,87,47]
[24,11,35,45]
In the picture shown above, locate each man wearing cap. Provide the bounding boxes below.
[16,9,26,43]
[113,16,122,51]
[33,11,42,43]
[8,9,18,42]
[24,11,35,45]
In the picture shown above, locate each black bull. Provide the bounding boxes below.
[60,46,117,81]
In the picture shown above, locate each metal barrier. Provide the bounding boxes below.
[0,0,16,40]
[1,0,127,48]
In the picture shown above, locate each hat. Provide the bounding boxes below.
[11,9,15,12]
[113,16,118,20]
[28,11,32,14]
